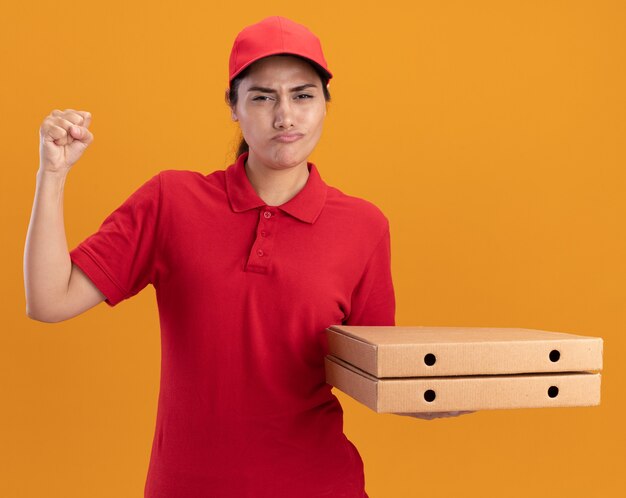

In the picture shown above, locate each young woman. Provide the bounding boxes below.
[25,15,472,498]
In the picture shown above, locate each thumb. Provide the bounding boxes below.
[69,124,93,144]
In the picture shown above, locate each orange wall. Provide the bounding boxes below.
[3,1,624,497]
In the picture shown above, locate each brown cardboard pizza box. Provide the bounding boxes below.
[323,326,603,413]
[324,354,601,413]
[325,325,603,377]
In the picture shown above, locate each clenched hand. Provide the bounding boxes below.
[39,108,94,174]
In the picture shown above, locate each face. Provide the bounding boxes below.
[229,55,327,170]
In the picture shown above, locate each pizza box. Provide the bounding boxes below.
[324,354,601,413]
[325,325,603,377]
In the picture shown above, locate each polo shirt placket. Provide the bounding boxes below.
[247,206,277,274]
[224,151,329,275]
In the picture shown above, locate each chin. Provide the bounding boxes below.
[271,148,308,168]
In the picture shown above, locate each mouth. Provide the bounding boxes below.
[273,133,304,143]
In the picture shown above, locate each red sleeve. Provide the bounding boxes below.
[344,223,396,326]
[69,172,162,307]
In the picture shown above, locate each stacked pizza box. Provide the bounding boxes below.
[324,326,603,413]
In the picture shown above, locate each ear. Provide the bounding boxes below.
[225,88,238,121]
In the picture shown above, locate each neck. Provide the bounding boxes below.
[244,151,310,206]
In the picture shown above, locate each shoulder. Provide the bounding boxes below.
[158,167,225,183]
[157,167,227,194]
[325,184,390,234]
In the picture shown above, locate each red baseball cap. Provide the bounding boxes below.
[228,16,333,86]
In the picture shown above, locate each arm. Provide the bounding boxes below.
[24,109,101,322]
[344,223,396,326]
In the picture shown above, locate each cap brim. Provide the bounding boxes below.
[230,51,333,85]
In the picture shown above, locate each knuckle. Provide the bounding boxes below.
[57,116,73,128]
[68,112,83,124]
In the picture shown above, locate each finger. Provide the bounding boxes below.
[82,111,92,127]
[65,108,92,127]
[70,124,93,143]
[50,117,77,144]
[54,116,87,144]
[51,109,85,127]
[69,124,82,138]
[44,124,69,145]
[50,109,79,122]
[51,116,79,129]
[63,109,85,126]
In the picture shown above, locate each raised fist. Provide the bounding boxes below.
[39,108,94,174]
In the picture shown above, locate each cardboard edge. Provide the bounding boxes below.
[326,327,379,376]
[324,355,380,412]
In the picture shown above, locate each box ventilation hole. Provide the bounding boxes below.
[548,386,559,398]
[424,353,436,366]
[549,350,560,362]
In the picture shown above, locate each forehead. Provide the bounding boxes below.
[243,55,319,86]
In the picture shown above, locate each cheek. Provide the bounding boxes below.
[239,117,263,141]
[241,110,270,133]
[309,111,326,135]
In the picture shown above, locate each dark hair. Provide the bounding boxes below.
[225,54,332,160]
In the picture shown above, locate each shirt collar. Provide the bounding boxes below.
[224,151,327,224]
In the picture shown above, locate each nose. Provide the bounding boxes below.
[273,98,295,129]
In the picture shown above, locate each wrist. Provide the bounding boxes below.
[37,167,69,183]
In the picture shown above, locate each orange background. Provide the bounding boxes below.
[3,1,625,497]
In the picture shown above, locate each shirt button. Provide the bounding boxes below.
[256,249,264,257]
[260,231,267,237]
[263,211,272,219]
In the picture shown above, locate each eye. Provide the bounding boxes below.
[297,94,313,99]
[252,95,273,101]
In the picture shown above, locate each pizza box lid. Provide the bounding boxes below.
[325,325,603,377]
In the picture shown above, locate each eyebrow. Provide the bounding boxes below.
[247,83,318,93]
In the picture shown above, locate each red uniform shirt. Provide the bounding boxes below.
[69,151,396,497]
